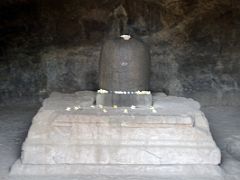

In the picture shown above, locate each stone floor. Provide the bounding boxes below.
[0,101,240,180]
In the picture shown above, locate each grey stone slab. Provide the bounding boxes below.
[43,91,96,110]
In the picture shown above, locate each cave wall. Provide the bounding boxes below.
[0,0,240,105]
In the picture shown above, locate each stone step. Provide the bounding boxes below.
[11,160,223,178]
[22,144,220,165]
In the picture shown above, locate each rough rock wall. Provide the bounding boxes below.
[0,0,239,105]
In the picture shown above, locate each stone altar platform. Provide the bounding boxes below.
[10,91,221,176]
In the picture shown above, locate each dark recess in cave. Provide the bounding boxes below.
[0,0,239,106]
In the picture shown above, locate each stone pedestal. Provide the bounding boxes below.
[10,91,221,176]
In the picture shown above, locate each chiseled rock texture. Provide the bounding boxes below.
[0,0,240,106]
[11,91,221,175]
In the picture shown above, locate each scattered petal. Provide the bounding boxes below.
[74,106,80,110]
[120,34,131,40]
[97,89,108,94]
[130,105,136,109]
[65,107,71,111]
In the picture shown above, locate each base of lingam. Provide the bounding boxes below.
[96,89,152,107]
[10,91,221,177]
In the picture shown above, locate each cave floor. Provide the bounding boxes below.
[0,103,240,180]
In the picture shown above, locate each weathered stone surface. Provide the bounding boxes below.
[96,93,152,107]
[11,91,221,175]
[43,46,100,93]
[11,160,223,178]
[153,95,201,112]
[43,91,96,109]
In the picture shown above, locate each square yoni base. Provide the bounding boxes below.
[10,91,221,176]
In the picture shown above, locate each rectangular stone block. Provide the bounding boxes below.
[10,91,221,176]
[20,110,220,165]
[22,144,220,165]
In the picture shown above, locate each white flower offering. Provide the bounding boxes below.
[74,106,80,110]
[130,105,136,109]
[90,105,95,108]
[98,104,103,109]
[120,34,131,40]
[65,107,71,111]
[113,105,118,109]
[123,109,128,114]
[97,89,108,94]
[112,90,150,95]
[135,90,151,95]
[114,91,124,94]
[103,109,107,113]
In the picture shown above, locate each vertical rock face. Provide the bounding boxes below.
[0,0,240,105]
[43,46,100,93]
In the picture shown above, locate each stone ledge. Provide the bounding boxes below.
[11,160,223,178]
[21,144,220,165]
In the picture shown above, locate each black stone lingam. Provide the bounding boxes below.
[96,35,152,107]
